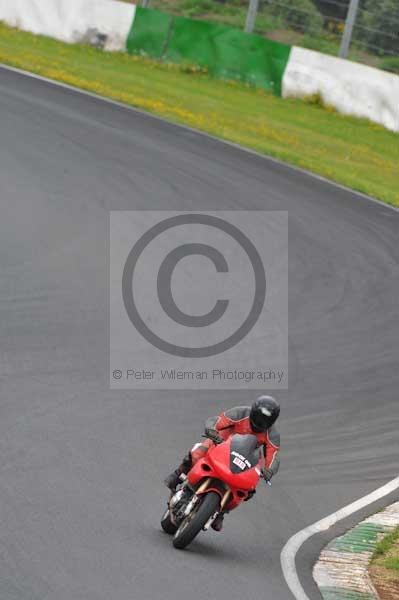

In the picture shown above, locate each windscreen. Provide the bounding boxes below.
[229,434,261,474]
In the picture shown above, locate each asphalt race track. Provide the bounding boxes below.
[0,66,398,600]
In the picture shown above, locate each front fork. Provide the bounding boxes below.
[169,476,231,527]
[196,478,231,530]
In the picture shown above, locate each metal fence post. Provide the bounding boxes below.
[245,0,259,33]
[142,0,150,7]
[339,0,360,58]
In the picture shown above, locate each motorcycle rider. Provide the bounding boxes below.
[164,395,280,532]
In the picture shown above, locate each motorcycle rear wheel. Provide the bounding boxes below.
[173,492,220,550]
[161,508,177,534]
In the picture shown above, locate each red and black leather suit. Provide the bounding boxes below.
[186,405,280,477]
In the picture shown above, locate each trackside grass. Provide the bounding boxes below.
[0,22,398,206]
[373,527,399,570]
[370,527,399,599]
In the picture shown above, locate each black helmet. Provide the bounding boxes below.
[250,395,280,433]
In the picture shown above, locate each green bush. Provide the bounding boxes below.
[181,0,215,16]
[254,11,281,34]
[301,33,339,55]
[379,56,399,74]
[356,0,399,56]
[264,0,323,34]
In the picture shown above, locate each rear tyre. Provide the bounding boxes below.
[172,492,220,550]
[161,508,177,534]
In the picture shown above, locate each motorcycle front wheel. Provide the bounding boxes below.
[161,508,177,534]
[172,491,220,550]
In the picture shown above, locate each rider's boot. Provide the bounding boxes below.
[164,453,192,491]
[164,469,182,491]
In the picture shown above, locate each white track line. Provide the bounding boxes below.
[1,63,398,214]
[281,476,399,600]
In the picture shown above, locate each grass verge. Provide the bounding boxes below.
[0,22,398,206]
[373,527,399,569]
[370,527,399,599]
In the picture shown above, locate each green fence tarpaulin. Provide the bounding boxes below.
[127,8,291,95]
[127,8,172,60]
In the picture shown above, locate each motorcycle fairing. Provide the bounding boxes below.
[187,434,261,510]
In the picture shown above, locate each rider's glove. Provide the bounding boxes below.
[261,467,274,482]
[244,489,256,502]
[204,428,224,444]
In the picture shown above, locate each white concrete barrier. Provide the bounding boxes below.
[283,46,399,133]
[0,0,135,51]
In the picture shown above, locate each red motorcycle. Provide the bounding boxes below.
[161,433,267,549]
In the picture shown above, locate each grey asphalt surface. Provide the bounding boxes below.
[0,65,398,600]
